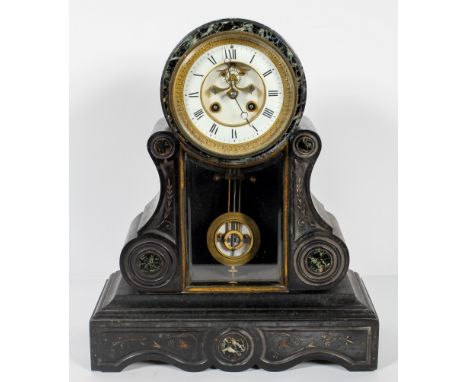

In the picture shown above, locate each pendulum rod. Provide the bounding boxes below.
[228,170,242,212]
[226,169,243,282]
[226,169,242,235]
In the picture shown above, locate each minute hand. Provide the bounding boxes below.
[233,97,252,127]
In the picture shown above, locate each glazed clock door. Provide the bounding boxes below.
[182,151,288,292]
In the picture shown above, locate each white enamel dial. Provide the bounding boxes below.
[183,44,284,145]
[169,31,297,158]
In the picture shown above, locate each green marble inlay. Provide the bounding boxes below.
[136,252,162,274]
[305,248,332,274]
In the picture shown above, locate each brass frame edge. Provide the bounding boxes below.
[179,146,290,293]
[179,149,187,291]
[185,284,288,293]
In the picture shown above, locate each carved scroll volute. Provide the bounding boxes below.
[146,130,178,238]
[119,128,181,292]
[289,128,349,290]
[290,129,329,239]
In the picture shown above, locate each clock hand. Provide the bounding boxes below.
[225,64,256,98]
[227,68,238,98]
[225,64,254,128]
[233,97,253,127]
[233,96,243,112]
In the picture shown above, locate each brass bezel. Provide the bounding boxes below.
[223,230,245,251]
[169,31,297,158]
[206,212,260,266]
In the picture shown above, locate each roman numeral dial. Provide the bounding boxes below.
[193,109,204,120]
[209,123,218,135]
[170,31,297,158]
[262,108,274,119]
[224,47,236,60]
[183,43,285,145]
[207,55,217,65]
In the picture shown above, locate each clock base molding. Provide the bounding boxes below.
[90,270,379,372]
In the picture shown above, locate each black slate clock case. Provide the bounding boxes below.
[90,18,379,372]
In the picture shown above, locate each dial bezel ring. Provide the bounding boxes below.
[170,32,296,158]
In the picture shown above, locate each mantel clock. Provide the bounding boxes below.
[90,18,379,372]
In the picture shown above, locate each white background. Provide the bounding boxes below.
[70,0,397,280]
[4,1,468,382]
[69,0,396,380]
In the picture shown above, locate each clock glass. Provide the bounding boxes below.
[169,31,297,158]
